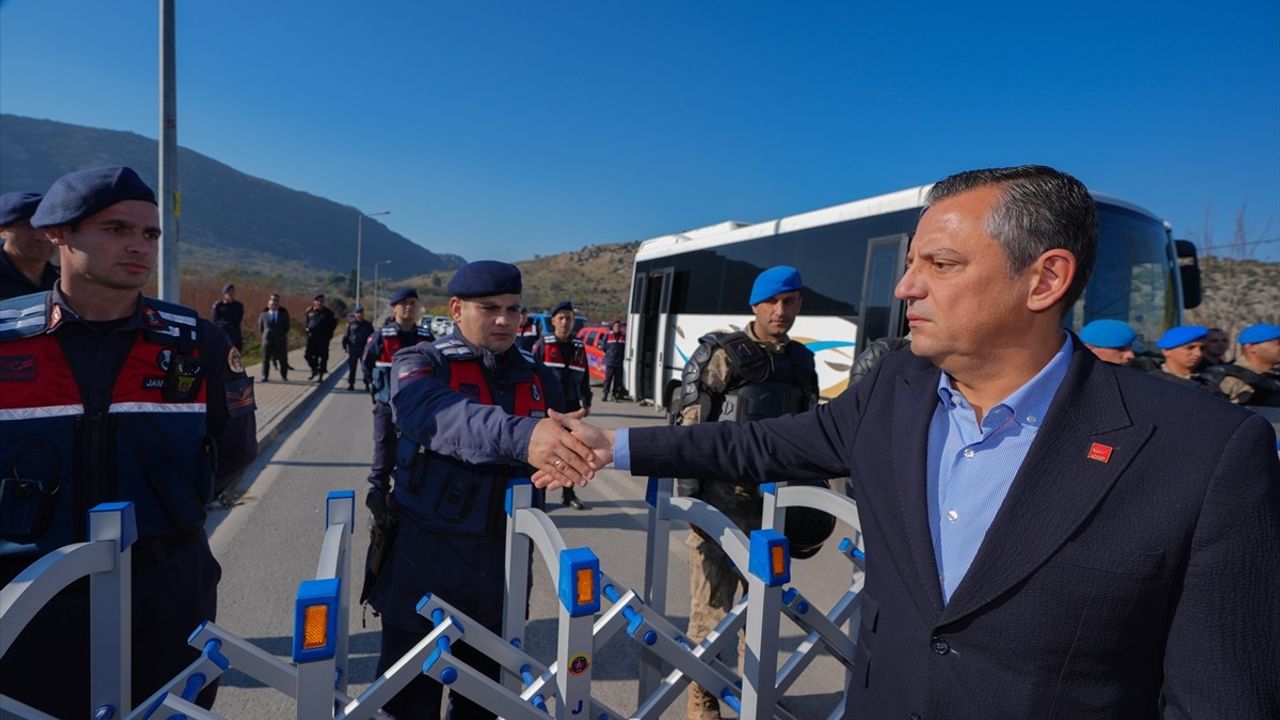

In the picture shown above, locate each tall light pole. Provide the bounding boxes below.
[374,260,392,314]
[158,0,179,301]
[355,210,391,311]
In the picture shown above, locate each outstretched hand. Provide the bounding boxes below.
[531,410,616,489]
[528,417,598,487]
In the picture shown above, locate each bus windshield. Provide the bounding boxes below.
[1071,204,1179,347]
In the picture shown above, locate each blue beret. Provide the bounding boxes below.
[749,265,804,306]
[313,293,326,300]
[0,192,43,226]
[1238,323,1280,345]
[448,260,522,298]
[222,283,235,293]
[352,305,365,313]
[388,287,419,306]
[1156,325,1208,350]
[30,166,156,228]
[1078,319,1136,349]
[550,300,574,316]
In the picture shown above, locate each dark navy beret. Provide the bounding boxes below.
[313,293,326,300]
[0,192,43,226]
[1239,323,1280,345]
[1078,319,1136,349]
[1156,325,1208,350]
[447,260,522,298]
[749,265,804,305]
[550,300,574,316]
[222,283,235,293]
[388,287,419,306]
[353,305,365,313]
[30,166,156,228]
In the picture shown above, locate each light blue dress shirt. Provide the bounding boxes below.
[927,334,1072,603]
[615,334,1073,606]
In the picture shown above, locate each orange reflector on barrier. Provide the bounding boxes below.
[303,605,329,650]
[576,568,595,605]
[771,546,786,576]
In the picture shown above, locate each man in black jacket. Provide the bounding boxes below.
[304,293,338,381]
[211,283,245,351]
[342,305,375,392]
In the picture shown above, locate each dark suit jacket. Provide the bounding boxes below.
[257,307,290,347]
[630,338,1280,719]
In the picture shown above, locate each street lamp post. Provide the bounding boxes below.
[373,260,392,314]
[356,210,391,310]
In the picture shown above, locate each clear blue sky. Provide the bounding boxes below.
[3,0,1278,262]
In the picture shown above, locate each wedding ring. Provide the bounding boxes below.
[554,459,564,470]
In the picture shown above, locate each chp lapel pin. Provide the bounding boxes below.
[1087,442,1114,464]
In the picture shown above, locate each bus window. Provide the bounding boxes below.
[858,235,909,347]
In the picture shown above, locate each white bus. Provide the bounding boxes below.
[624,184,1201,413]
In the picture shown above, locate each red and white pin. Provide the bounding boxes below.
[1086,442,1113,464]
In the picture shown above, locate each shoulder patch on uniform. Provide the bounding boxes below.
[228,346,245,374]
[519,349,536,363]
[224,376,256,417]
[0,292,50,341]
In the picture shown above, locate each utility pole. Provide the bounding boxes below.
[158,0,179,301]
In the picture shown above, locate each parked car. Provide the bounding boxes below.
[576,325,611,381]
[430,315,454,337]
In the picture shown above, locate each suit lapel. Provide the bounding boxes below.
[889,359,947,620]
[939,344,1154,625]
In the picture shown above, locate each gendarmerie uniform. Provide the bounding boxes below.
[367,261,562,720]
[0,166,258,718]
[0,292,255,717]
[531,300,592,509]
[0,191,58,300]
[361,288,433,494]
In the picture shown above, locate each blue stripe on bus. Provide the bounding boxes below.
[803,340,856,352]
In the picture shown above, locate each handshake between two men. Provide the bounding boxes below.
[526,410,615,489]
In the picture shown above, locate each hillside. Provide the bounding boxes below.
[398,241,641,320]
[0,114,462,281]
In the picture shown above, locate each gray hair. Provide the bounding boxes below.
[926,165,1098,311]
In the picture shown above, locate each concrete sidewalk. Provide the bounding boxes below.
[251,337,349,446]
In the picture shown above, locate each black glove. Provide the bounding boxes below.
[366,488,396,530]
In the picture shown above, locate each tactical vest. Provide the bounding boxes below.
[393,340,547,537]
[371,323,432,404]
[540,335,589,409]
[1198,362,1280,407]
[0,292,213,560]
[679,330,832,558]
[682,331,819,423]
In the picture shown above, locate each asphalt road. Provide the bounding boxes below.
[206,380,859,718]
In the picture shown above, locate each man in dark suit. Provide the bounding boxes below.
[257,293,291,381]
[536,165,1280,718]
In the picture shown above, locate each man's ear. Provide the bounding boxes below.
[448,296,463,323]
[43,227,69,246]
[1027,249,1076,313]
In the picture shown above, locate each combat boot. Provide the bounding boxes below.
[686,684,723,720]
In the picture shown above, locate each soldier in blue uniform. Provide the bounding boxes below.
[342,305,375,391]
[359,287,433,586]
[602,319,628,401]
[0,191,59,300]
[367,261,598,719]
[211,282,245,350]
[532,299,593,510]
[0,166,258,718]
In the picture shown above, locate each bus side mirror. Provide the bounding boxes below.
[1175,240,1202,309]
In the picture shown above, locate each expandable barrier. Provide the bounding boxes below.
[0,477,866,720]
